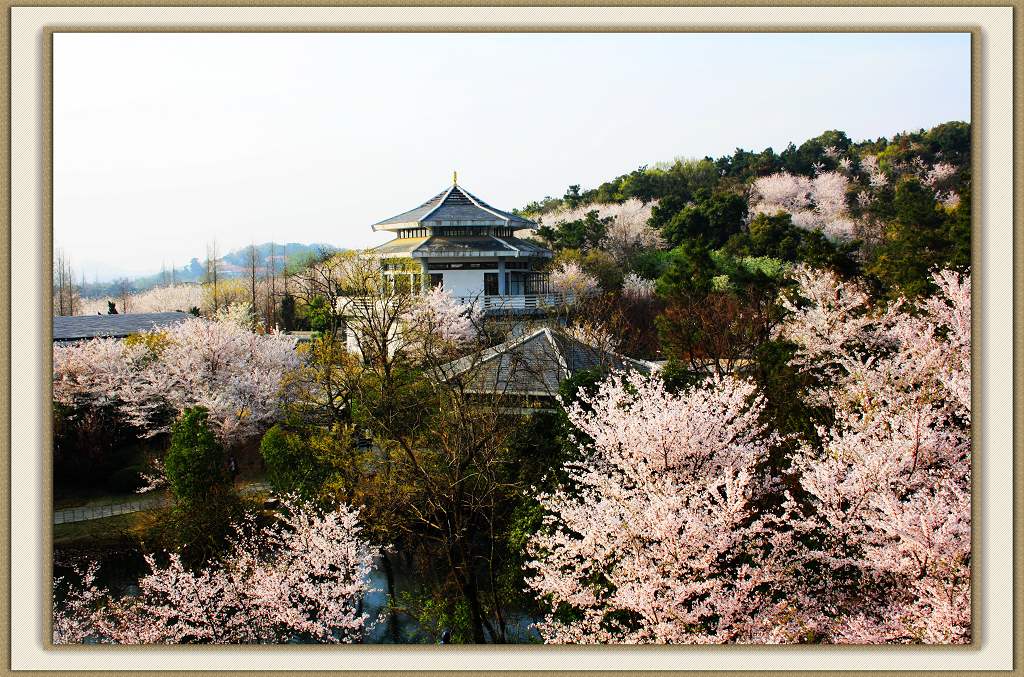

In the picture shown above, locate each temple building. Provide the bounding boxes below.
[365,176,557,312]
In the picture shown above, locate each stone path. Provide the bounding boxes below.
[53,482,271,525]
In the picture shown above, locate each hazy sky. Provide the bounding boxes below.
[54,32,971,281]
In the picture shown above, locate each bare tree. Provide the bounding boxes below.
[53,249,82,316]
[257,242,280,332]
[248,243,260,330]
[117,278,132,314]
[205,240,220,312]
[53,249,68,316]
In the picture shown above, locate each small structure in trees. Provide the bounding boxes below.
[434,326,654,407]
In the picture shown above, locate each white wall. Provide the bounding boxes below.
[439,269,488,297]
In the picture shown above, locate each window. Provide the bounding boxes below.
[430,274,443,288]
[484,273,499,296]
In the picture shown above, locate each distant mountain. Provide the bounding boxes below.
[80,242,342,299]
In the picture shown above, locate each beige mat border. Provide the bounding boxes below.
[2,3,1018,674]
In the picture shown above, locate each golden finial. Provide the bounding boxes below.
[453,170,458,186]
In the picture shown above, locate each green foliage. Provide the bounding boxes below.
[581,249,623,291]
[658,357,706,392]
[163,407,239,565]
[780,129,852,174]
[260,423,365,505]
[280,292,297,331]
[307,295,333,334]
[656,241,716,298]
[165,408,230,504]
[866,177,965,297]
[660,190,747,249]
[537,210,611,252]
[629,249,673,281]
[722,212,859,276]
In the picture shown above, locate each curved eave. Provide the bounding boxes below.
[373,218,537,233]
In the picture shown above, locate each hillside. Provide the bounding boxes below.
[80,242,341,299]
[519,121,970,299]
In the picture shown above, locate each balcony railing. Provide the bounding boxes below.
[456,292,576,311]
[338,291,581,316]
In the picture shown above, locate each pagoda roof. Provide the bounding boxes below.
[372,184,536,232]
[434,327,654,397]
[367,234,551,259]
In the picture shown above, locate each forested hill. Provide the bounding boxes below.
[520,121,970,298]
[81,242,341,299]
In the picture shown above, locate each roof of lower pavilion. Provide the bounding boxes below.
[372,184,536,232]
[368,234,552,259]
[433,327,655,398]
[53,311,192,342]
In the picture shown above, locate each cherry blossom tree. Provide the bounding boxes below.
[749,171,855,240]
[549,261,599,299]
[527,266,970,644]
[781,266,971,644]
[403,285,482,356]
[77,284,204,316]
[53,316,301,446]
[861,155,888,188]
[621,272,656,300]
[54,499,378,644]
[525,372,799,643]
[535,199,663,262]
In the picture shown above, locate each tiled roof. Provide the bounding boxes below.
[368,235,552,258]
[367,237,430,257]
[435,327,653,397]
[53,311,192,341]
[373,185,536,230]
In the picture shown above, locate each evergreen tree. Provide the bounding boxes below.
[164,407,239,565]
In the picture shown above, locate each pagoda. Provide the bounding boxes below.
[365,175,556,312]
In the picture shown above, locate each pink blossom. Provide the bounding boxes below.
[54,499,378,644]
[749,171,853,240]
[621,272,655,299]
[783,267,971,644]
[77,284,203,316]
[405,285,482,348]
[539,199,663,262]
[525,372,794,644]
[923,162,957,190]
[53,317,300,445]
[549,261,599,298]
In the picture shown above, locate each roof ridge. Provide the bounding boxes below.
[541,327,571,380]
[437,326,548,380]
[417,184,457,223]
[459,187,513,222]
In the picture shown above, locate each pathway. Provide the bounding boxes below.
[53,482,271,525]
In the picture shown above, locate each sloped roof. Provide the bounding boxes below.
[53,311,192,341]
[435,327,653,397]
[367,235,552,259]
[373,184,536,231]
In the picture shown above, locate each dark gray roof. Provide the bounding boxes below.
[368,235,552,259]
[53,311,192,341]
[368,237,430,257]
[373,185,536,231]
[435,327,653,397]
